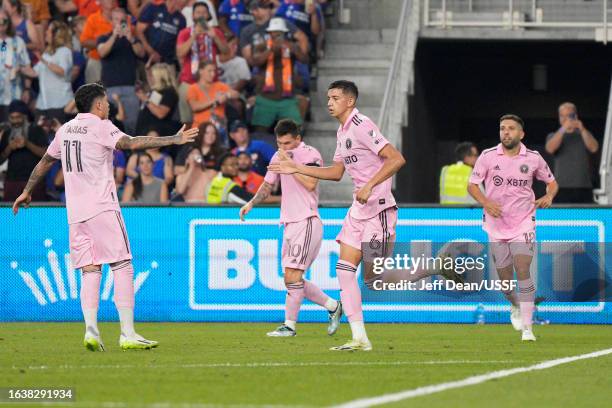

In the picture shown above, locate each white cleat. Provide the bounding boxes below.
[119,333,159,350]
[330,338,372,351]
[521,329,536,342]
[510,305,523,331]
[83,333,105,352]
[266,324,296,337]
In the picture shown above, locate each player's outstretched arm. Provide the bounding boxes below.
[239,181,274,221]
[13,153,58,214]
[115,125,198,150]
[468,183,501,217]
[268,150,345,181]
[355,144,405,204]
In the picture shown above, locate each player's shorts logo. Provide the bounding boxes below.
[369,234,381,250]
[520,164,529,174]
[345,138,352,149]
[493,175,503,186]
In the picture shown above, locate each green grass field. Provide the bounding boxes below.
[1,323,611,407]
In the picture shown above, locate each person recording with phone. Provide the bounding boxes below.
[176,1,228,125]
[545,102,599,203]
[96,7,144,134]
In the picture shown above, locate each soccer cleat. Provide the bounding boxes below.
[510,305,523,331]
[266,324,296,337]
[330,338,372,351]
[521,329,536,342]
[83,334,105,352]
[437,253,465,284]
[327,301,343,336]
[119,333,159,350]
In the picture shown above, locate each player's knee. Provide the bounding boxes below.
[284,268,304,285]
[82,264,102,273]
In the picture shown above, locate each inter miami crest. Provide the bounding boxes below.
[345,138,352,149]
[520,164,529,174]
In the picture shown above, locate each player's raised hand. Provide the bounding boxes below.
[355,184,373,205]
[239,202,253,221]
[175,125,198,145]
[268,149,298,174]
[534,194,553,209]
[483,199,502,218]
[12,192,32,215]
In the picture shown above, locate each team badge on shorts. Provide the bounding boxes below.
[520,164,529,174]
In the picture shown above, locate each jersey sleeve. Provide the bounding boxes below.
[218,0,230,16]
[305,148,323,167]
[46,132,62,159]
[535,155,555,183]
[138,4,155,23]
[264,152,279,184]
[100,120,128,150]
[356,119,389,155]
[469,153,488,184]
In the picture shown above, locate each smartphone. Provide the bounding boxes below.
[569,112,577,120]
[121,21,127,31]
[195,17,208,30]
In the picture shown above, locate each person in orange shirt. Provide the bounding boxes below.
[79,0,115,83]
[186,60,239,129]
[54,0,101,17]
[234,151,265,194]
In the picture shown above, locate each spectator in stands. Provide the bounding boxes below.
[97,7,145,133]
[28,21,74,122]
[229,120,275,176]
[137,0,186,66]
[240,1,308,69]
[122,152,169,203]
[20,0,50,36]
[80,0,114,83]
[176,1,228,124]
[175,121,226,175]
[54,0,100,18]
[274,0,320,53]
[135,63,180,136]
[182,0,219,28]
[3,0,43,55]
[218,0,252,38]
[174,145,218,202]
[250,17,307,132]
[234,151,264,194]
[0,9,34,122]
[114,149,127,188]
[439,142,479,205]
[69,16,87,92]
[187,60,239,131]
[218,32,250,118]
[0,100,47,201]
[545,102,599,203]
[126,129,174,186]
[206,152,253,204]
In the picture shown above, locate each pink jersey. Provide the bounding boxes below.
[265,142,322,224]
[47,113,127,224]
[469,143,555,240]
[333,108,396,220]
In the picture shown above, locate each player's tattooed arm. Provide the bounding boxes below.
[24,153,58,194]
[115,125,198,150]
[251,181,274,205]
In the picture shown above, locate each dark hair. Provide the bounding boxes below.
[195,60,215,82]
[455,142,476,162]
[274,119,301,138]
[132,152,154,200]
[0,9,15,37]
[75,83,106,113]
[216,152,235,171]
[499,114,524,129]
[193,1,210,15]
[328,80,359,101]
[194,121,224,157]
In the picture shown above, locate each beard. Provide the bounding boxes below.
[502,138,520,149]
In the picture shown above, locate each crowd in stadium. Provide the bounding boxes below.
[0,0,329,203]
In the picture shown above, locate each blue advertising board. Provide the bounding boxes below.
[1,206,610,323]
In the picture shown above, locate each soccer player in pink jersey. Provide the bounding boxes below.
[269,81,406,351]
[12,83,198,351]
[240,119,342,338]
[468,114,558,342]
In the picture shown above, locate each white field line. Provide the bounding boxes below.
[332,347,612,408]
[30,403,306,408]
[9,360,518,371]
